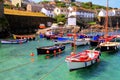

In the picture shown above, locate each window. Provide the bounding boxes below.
[61,9,63,12]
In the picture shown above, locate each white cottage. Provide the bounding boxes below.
[98,9,117,17]
[41,7,54,17]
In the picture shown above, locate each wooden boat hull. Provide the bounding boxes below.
[71,41,88,47]
[71,39,89,47]
[100,46,118,52]
[89,40,100,46]
[99,42,119,52]
[45,35,58,40]
[65,58,99,71]
[1,39,27,44]
[54,40,72,44]
[37,45,65,55]
[65,50,100,71]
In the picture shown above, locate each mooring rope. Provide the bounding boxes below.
[0,62,31,73]
[39,59,64,80]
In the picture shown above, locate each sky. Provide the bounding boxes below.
[33,0,120,8]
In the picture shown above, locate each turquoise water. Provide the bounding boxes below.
[0,36,120,80]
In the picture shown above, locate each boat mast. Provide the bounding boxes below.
[105,0,109,39]
[73,26,76,54]
[116,20,119,34]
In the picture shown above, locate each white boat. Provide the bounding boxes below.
[76,38,89,45]
[71,38,89,47]
[1,39,27,44]
[54,40,72,44]
[99,42,120,52]
[65,50,100,71]
[99,0,119,52]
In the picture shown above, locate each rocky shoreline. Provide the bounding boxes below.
[36,26,117,35]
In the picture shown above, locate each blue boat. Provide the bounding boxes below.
[1,39,27,44]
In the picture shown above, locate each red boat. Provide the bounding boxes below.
[65,50,100,71]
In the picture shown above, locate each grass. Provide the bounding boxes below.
[4,8,47,17]
[88,22,96,25]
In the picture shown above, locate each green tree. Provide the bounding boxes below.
[0,0,3,2]
[88,2,92,7]
[56,2,66,7]
[16,3,19,8]
[54,14,66,23]
[71,2,76,6]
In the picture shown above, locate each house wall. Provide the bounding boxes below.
[54,7,69,17]
[12,0,22,7]
[5,14,55,34]
[99,16,120,27]
[27,4,41,12]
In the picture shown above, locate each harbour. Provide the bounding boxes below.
[0,34,120,80]
[1,0,120,80]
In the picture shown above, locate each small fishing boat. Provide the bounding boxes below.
[67,33,90,46]
[13,34,36,41]
[99,42,119,52]
[71,39,88,47]
[44,29,59,40]
[65,26,100,71]
[54,37,73,44]
[89,35,115,47]
[65,50,100,71]
[99,0,119,52]
[89,35,101,47]
[37,44,65,55]
[1,39,27,44]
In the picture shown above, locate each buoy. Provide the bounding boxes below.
[30,52,34,56]
[46,50,50,54]
[54,50,56,53]
[58,49,61,53]
[70,52,75,56]
[54,50,56,56]
[107,46,109,50]
[115,47,116,50]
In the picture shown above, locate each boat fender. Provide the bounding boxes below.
[115,47,116,50]
[54,50,57,56]
[54,50,56,53]
[46,50,50,54]
[58,49,61,53]
[107,46,109,50]
[70,52,75,56]
[30,52,34,56]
